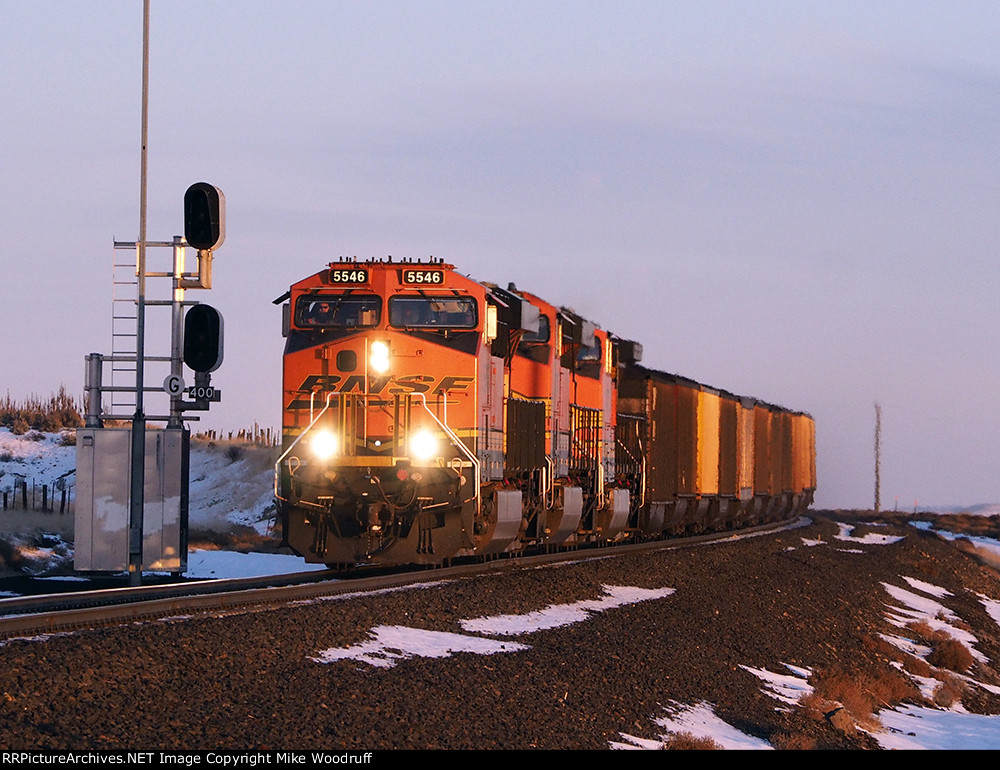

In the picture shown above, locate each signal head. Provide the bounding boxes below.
[184,182,226,251]
[183,304,224,373]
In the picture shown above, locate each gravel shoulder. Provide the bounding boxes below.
[1,513,998,750]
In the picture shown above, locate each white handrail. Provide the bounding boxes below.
[544,455,555,509]
[273,391,337,501]
[413,392,480,512]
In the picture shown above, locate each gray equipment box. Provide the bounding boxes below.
[74,427,189,572]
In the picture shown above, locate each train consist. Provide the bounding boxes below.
[274,258,816,567]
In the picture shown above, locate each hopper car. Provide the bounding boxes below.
[274,258,816,567]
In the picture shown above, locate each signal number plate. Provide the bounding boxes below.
[330,268,369,284]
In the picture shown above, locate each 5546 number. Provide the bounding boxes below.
[402,269,444,285]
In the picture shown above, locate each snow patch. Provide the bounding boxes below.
[979,594,1000,628]
[742,663,814,707]
[613,701,772,750]
[881,581,985,664]
[460,584,674,636]
[876,705,1000,750]
[184,549,326,579]
[312,584,674,669]
[309,625,527,668]
[835,522,904,546]
[902,576,953,598]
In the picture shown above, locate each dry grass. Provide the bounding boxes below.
[770,731,818,750]
[863,634,902,659]
[952,537,1000,572]
[907,619,948,644]
[0,510,75,539]
[901,652,934,679]
[932,676,967,708]
[940,611,973,634]
[801,663,919,733]
[796,691,833,721]
[659,731,722,750]
[906,621,975,674]
[928,638,975,674]
[0,388,83,434]
[913,558,944,581]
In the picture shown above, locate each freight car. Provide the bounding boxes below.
[274,258,815,567]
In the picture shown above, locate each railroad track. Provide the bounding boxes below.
[0,518,806,640]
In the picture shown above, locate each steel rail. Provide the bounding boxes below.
[0,518,806,641]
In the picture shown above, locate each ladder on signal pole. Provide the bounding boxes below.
[110,244,140,414]
[105,238,191,423]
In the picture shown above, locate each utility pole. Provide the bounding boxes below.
[873,401,882,514]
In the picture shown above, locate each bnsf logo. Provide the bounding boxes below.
[291,374,474,400]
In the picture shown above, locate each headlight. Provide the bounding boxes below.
[409,429,439,462]
[311,429,339,460]
[369,340,390,373]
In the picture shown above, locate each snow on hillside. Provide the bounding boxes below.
[186,440,279,532]
[0,427,279,533]
[0,429,76,488]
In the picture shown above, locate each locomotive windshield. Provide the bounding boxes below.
[295,295,381,328]
[577,340,601,362]
[389,296,478,329]
[522,314,550,343]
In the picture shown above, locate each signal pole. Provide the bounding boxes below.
[128,0,151,586]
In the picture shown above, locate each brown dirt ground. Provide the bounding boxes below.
[0,511,998,750]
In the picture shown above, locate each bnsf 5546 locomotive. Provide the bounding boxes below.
[274,258,816,567]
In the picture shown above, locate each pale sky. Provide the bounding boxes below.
[3,1,999,509]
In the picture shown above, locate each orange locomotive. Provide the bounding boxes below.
[275,258,816,567]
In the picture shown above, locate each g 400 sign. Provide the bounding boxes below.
[187,385,221,401]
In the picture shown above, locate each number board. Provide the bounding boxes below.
[400,268,445,285]
[329,267,369,284]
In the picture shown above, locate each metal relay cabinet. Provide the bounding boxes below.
[74,427,189,572]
